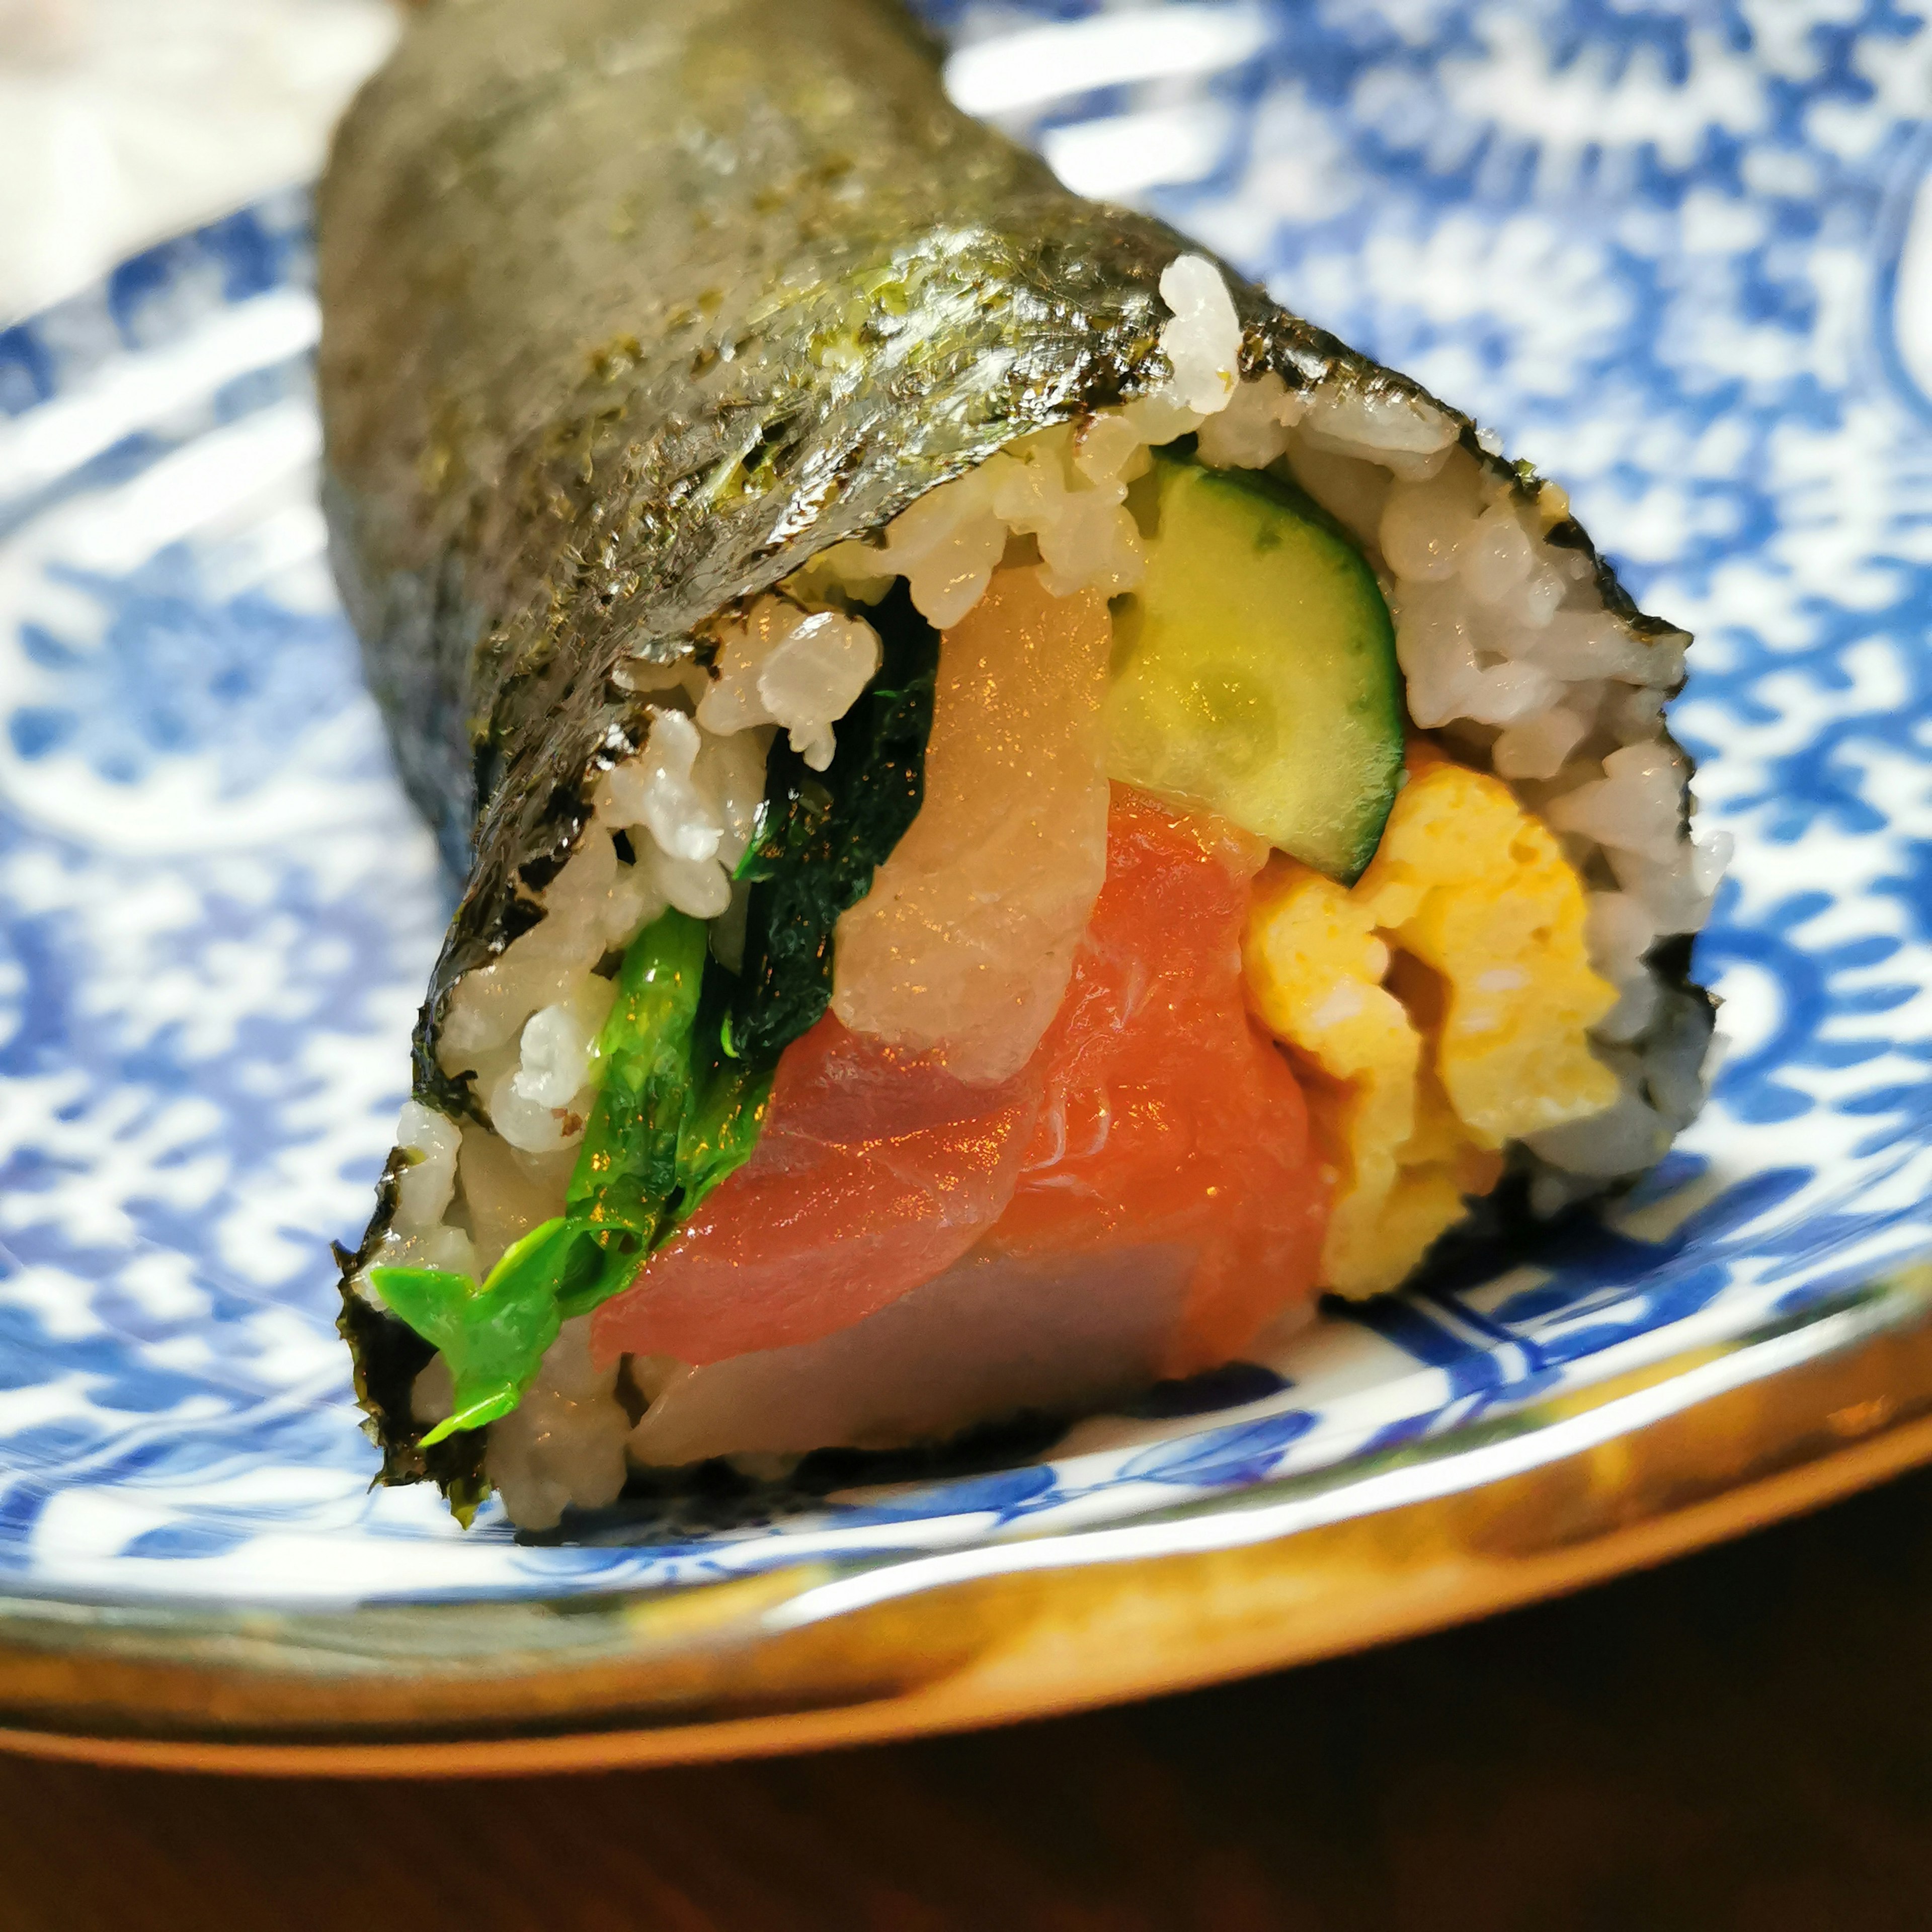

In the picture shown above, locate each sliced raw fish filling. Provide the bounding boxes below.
[985,787,1328,1373]
[627,1246,1189,1467]
[832,570,1113,1084]
[593,1016,1043,1364]
[596,784,1329,1383]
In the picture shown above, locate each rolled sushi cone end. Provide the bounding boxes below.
[321,0,1721,1530]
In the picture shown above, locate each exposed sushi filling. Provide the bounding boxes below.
[361,257,1724,1528]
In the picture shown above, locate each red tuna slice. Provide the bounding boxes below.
[984,786,1329,1375]
[595,786,1326,1382]
[593,1015,1043,1365]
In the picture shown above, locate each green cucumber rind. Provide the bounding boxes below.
[1123,451,1402,884]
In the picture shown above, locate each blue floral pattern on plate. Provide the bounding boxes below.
[3,2,1931,1605]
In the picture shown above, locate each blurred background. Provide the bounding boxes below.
[0,0,393,320]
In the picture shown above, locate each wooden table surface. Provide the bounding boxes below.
[0,1463,1926,1931]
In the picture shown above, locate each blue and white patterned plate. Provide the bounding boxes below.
[4,0,1932,1617]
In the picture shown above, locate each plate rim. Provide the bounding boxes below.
[0,1263,1924,1776]
[6,151,1931,1767]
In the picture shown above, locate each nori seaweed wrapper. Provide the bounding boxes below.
[319,0,1705,1507]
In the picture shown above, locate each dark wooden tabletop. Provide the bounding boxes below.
[2,1462,1927,1931]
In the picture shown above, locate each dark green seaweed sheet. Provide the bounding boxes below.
[319,0,1705,1508]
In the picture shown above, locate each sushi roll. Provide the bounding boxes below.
[320,0,1725,1528]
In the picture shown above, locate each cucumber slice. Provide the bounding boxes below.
[1105,450,1402,883]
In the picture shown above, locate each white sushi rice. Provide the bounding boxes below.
[369,254,1725,1526]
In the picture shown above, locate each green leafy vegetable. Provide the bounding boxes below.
[373,586,940,1445]
[371,1217,582,1445]
[371,912,715,1439]
[675,1058,775,1222]
[567,908,709,1243]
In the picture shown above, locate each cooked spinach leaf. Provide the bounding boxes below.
[675,1058,775,1222]
[370,1217,579,1445]
[568,908,709,1243]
